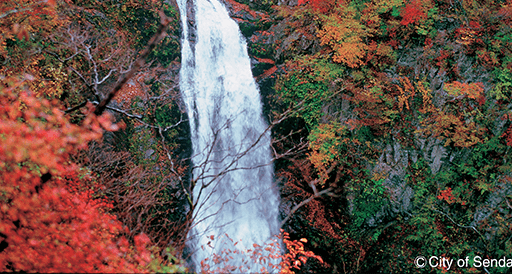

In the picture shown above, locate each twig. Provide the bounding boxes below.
[64,100,88,113]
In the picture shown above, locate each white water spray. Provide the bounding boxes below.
[177,0,281,271]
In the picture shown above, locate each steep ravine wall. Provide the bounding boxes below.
[175,0,512,272]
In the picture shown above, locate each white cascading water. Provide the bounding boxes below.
[177,0,281,271]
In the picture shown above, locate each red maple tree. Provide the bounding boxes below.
[0,76,163,272]
[400,0,427,26]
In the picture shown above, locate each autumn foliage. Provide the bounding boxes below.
[270,0,512,272]
[317,6,369,68]
[199,230,323,273]
[4,0,512,272]
[0,0,191,272]
[400,0,427,26]
[297,0,336,13]
[0,75,183,272]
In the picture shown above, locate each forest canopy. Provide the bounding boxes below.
[2,0,512,273]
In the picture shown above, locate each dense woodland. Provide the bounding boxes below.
[1,0,512,273]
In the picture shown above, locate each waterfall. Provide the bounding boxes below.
[177,0,281,271]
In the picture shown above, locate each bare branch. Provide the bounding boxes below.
[90,101,142,119]
[94,12,172,116]
[505,197,512,211]
[0,5,38,19]
[97,69,116,85]
[432,207,485,239]
[281,186,334,227]
[0,9,23,19]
